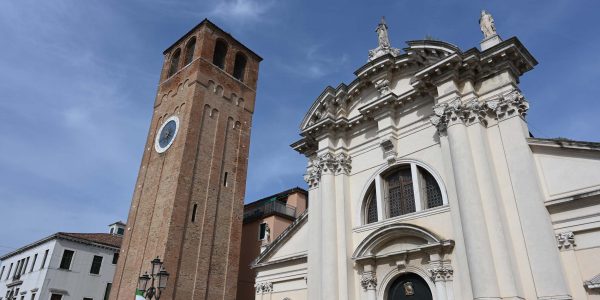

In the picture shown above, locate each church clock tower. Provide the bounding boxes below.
[110,19,261,300]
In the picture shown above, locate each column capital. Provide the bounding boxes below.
[428,266,454,282]
[304,152,352,187]
[556,231,576,250]
[485,89,529,121]
[255,281,273,294]
[361,271,378,291]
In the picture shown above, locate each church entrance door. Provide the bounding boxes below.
[387,273,432,300]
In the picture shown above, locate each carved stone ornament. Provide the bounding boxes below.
[304,152,352,188]
[368,17,401,61]
[429,266,454,282]
[380,138,397,163]
[485,90,529,120]
[361,272,377,290]
[255,281,273,294]
[375,78,392,96]
[556,231,576,250]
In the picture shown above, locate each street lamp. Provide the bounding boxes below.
[137,257,170,300]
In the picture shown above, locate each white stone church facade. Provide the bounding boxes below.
[252,15,600,300]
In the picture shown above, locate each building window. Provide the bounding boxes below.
[103,283,112,300]
[50,294,62,300]
[168,48,181,77]
[362,162,446,224]
[83,298,93,300]
[258,223,267,240]
[365,186,378,224]
[110,228,114,234]
[184,37,196,66]
[0,266,4,279]
[191,203,198,223]
[387,167,415,217]
[40,249,49,270]
[30,293,36,300]
[5,263,12,280]
[117,227,124,235]
[212,39,228,69]
[90,255,103,274]
[30,254,37,272]
[22,257,29,275]
[59,250,75,270]
[112,253,119,265]
[232,52,247,81]
[420,166,443,208]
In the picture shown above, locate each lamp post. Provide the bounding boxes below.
[137,257,170,300]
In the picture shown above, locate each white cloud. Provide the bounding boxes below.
[210,0,274,20]
[277,44,349,79]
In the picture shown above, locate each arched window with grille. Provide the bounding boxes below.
[212,39,228,69]
[365,186,378,224]
[168,48,181,77]
[184,37,196,66]
[232,52,247,81]
[362,162,447,225]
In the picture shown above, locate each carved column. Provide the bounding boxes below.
[463,98,521,298]
[304,157,322,299]
[488,90,571,299]
[334,153,352,299]
[431,97,501,299]
[320,152,339,300]
[556,232,586,299]
[361,264,377,300]
[430,267,453,300]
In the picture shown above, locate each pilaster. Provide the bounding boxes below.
[491,90,572,299]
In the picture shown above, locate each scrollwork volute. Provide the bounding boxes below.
[360,272,377,290]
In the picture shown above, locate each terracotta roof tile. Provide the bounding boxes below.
[59,232,122,248]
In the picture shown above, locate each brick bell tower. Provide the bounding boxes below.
[110,19,261,300]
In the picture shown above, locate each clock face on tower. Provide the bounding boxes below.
[155,115,180,153]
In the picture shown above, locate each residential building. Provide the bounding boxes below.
[0,224,123,300]
[237,187,308,300]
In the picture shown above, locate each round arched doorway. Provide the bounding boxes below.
[387,273,432,300]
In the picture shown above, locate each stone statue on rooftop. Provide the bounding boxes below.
[368,16,400,61]
[376,17,391,49]
[479,10,497,39]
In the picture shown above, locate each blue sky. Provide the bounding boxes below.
[1,0,599,254]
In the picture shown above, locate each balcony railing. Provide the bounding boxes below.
[244,201,296,222]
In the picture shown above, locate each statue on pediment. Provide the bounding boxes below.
[479,10,497,39]
[368,16,400,61]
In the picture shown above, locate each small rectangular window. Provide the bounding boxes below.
[0,265,4,279]
[258,223,267,240]
[191,203,198,223]
[90,255,103,274]
[59,250,74,270]
[21,257,29,275]
[6,263,12,280]
[112,253,119,265]
[117,228,124,235]
[40,249,49,270]
[223,172,228,187]
[103,283,112,300]
[30,293,36,300]
[30,254,38,272]
[83,298,93,300]
[50,294,62,300]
